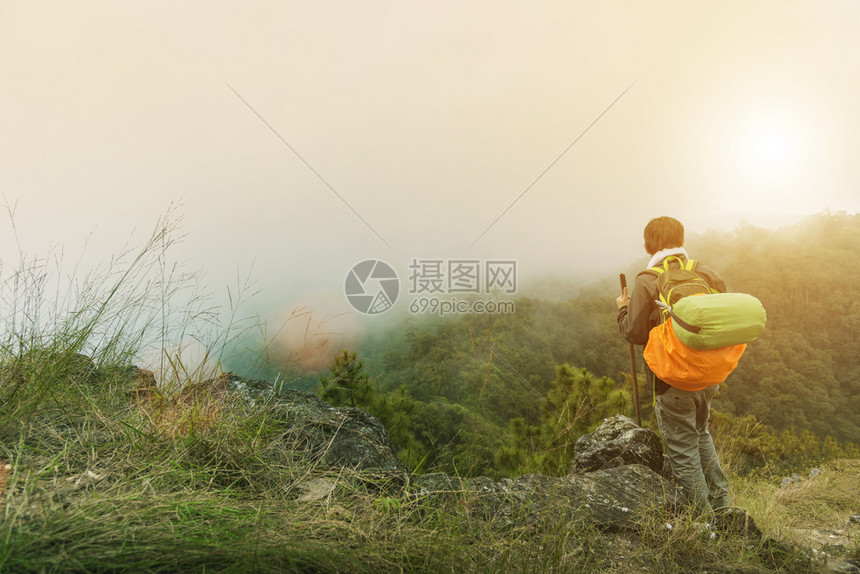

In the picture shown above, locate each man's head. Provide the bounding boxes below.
[644,216,684,255]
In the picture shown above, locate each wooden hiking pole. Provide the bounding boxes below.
[620,273,642,426]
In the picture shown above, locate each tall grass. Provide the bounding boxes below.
[1,209,209,425]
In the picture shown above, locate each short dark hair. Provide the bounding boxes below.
[644,217,684,254]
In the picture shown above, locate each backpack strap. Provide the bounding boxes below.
[667,309,702,334]
[658,256,696,272]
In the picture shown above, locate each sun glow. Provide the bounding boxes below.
[740,115,802,179]
[707,94,821,213]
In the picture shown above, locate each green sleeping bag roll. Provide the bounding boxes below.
[669,293,767,350]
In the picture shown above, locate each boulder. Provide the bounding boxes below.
[268,388,409,484]
[412,472,456,494]
[408,414,678,531]
[413,464,677,532]
[570,463,676,529]
[224,372,274,403]
[571,415,663,475]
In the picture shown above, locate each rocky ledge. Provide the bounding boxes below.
[204,372,678,532]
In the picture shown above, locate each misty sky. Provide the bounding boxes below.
[2,1,860,352]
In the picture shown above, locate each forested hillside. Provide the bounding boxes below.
[315,212,860,478]
[688,212,860,443]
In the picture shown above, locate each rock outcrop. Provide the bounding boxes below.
[411,416,679,531]
[255,391,676,524]
[570,414,664,475]
[130,374,675,530]
[268,388,409,483]
[414,463,676,531]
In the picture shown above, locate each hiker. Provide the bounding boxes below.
[616,216,730,521]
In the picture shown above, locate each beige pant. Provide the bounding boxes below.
[655,384,730,520]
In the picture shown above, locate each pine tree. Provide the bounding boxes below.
[318,350,374,408]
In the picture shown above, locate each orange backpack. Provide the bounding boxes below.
[643,318,747,390]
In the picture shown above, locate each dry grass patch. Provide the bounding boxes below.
[132,369,237,438]
[731,459,860,567]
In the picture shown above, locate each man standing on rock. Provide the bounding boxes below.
[615,216,730,522]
